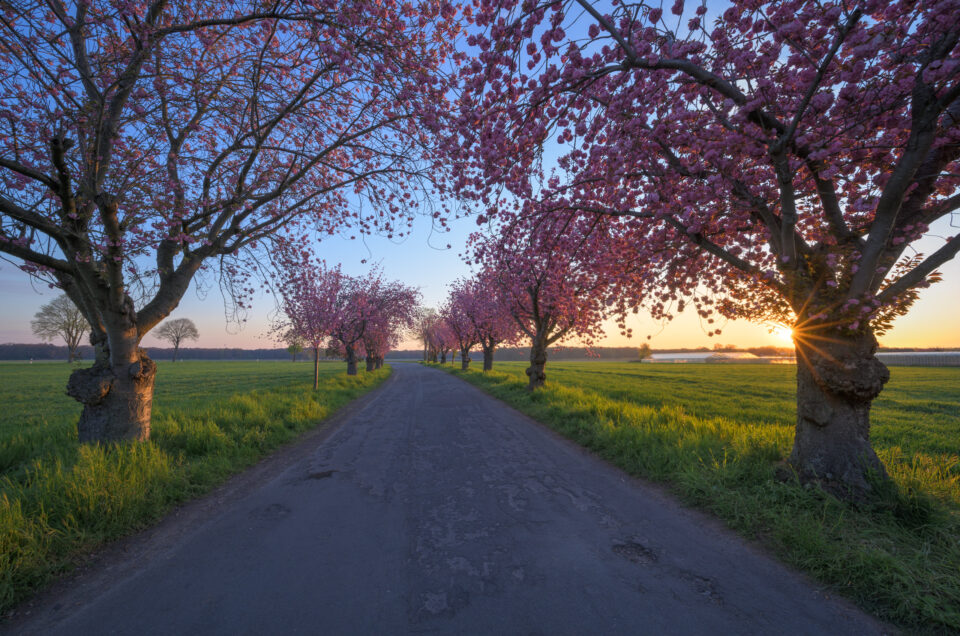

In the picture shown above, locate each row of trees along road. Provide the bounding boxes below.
[272,249,420,389]
[436,0,960,499]
[0,1,458,442]
[1,0,957,500]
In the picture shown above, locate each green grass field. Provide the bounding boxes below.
[436,361,960,632]
[0,360,388,614]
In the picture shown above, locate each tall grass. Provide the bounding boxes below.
[0,361,388,613]
[436,362,960,632]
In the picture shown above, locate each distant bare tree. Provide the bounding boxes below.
[155,319,199,362]
[285,334,305,363]
[31,295,89,362]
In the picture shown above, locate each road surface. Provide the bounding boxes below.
[6,363,885,635]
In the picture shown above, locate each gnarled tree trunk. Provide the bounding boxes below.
[460,347,471,370]
[67,331,156,442]
[526,335,548,390]
[789,330,889,499]
[346,346,358,376]
[482,340,495,371]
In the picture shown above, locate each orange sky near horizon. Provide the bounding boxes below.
[1,215,957,352]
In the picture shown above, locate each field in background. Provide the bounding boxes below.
[0,361,388,614]
[437,361,960,632]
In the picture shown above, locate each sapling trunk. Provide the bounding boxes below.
[788,330,890,499]
[313,347,320,390]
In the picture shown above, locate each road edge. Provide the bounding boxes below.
[424,363,899,636]
[0,366,399,633]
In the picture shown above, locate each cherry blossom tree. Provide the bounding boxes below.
[468,269,521,371]
[272,257,344,390]
[450,0,960,496]
[361,279,421,370]
[444,272,518,370]
[414,307,440,361]
[472,210,637,389]
[0,1,458,442]
[276,255,420,377]
[442,279,482,369]
[424,315,456,363]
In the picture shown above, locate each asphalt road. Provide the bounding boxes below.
[8,363,885,635]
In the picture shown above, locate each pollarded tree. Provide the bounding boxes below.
[31,294,89,362]
[451,0,960,497]
[154,318,199,362]
[0,1,458,443]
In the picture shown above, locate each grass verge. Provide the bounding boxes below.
[0,361,389,614]
[431,361,960,633]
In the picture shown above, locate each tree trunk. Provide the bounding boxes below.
[460,347,471,370]
[172,343,179,362]
[526,335,548,390]
[67,332,156,443]
[346,347,358,376]
[482,341,495,371]
[313,347,320,390]
[440,351,447,364]
[67,347,75,363]
[375,357,384,370]
[366,357,375,372]
[788,330,890,499]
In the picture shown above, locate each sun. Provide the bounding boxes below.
[771,325,794,343]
